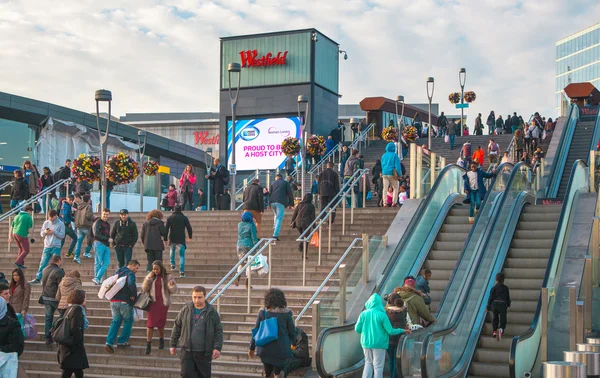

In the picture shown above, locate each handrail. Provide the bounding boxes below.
[209,238,276,313]
[349,122,376,151]
[314,163,468,378]
[546,104,579,198]
[0,178,71,223]
[206,238,275,299]
[0,181,13,191]
[294,237,363,325]
[509,160,589,378]
[419,162,538,378]
[308,143,340,175]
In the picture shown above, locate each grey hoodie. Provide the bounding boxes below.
[40,218,65,249]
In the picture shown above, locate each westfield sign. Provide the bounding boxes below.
[239,50,288,68]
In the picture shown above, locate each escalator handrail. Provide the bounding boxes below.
[587,105,600,165]
[546,104,579,198]
[418,161,536,378]
[508,159,589,378]
[314,163,466,378]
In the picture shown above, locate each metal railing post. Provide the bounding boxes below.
[362,233,369,284]
[268,244,272,289]
[591,151,596,193]
[66,180,70,196]
[342,194,346,235]
[431,152,437,186]
[318,223,322,266]
[217,294,221,313]
[577,301,584,344]
[351,185,355,225]
[247,265,252,313]
[7,216,12,250]
[328,209,332,253]
[593,217,600,287]
[338,264,347,325]
[362,174,367,208]
[382,235,388,248]
[441,157,446,168]
[570,287,577,350]
[266,170,271,189]
[45,192,50,216]
[410,143,416,199]
[541,287,548,362]
[311,301,321,370]
[416,146,423,199]
[302,242,307,286]
[585,256,592,334]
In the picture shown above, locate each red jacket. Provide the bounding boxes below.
[179,172,197,192]
[166,189,178,207]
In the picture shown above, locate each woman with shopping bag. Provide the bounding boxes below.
[291,194,316,259]
[236,212,259,289]
[8,269,30,318]
[248,289,296,378]
[141,260,177,355]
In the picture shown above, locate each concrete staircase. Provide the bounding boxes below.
[468,204,561,378]
[556,115,596,198]
[0,208,398,377]
[422,205,471,314]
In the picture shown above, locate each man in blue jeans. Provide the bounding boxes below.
[30,210,65,284]
[105,259,140,353]
[39,255,64,344]
[73,194,94,262]
[268,173,294,241]
[92,208,112,285]
[463,163,496,224]
[166,205,193,278]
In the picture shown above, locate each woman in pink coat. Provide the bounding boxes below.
[179,164,196,210]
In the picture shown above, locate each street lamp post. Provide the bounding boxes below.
[228,63,241,210]
[426,78,435,149]
[95,90,112,212]
[298,95,309,199]
[206,147,213,211]
[459,68,467,135]
[137,130,147,212]
[395,95,405,160]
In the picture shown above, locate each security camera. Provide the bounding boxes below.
[344,53,348,60]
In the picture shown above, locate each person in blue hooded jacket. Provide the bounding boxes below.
[381,143,403,207]
[463,162,496,224]
[355,293,407,378]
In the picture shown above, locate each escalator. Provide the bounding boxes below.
[556,114,595,198]
[467,205,561,377]
[315,163,515,377]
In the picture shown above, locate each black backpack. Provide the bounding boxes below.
[51,306,76,345]
[53,169,62,183]
[292,328,311,367]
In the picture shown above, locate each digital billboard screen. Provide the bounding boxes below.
[227,116,302,171]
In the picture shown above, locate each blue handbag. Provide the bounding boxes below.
[252,309,279,347]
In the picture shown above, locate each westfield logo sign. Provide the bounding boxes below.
[239,50,288,68]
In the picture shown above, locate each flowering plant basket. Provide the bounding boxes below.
[143,161,159,176]
[281,137,301,157]
[71,154,101,183]
[464,91,477,103]
[402,126,419,143]
[306,135,326,156]
[382,126,398,142]
[105,152,140,185]
[448,92,461,104]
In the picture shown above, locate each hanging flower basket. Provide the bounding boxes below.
[281,137,301,157]
[402,126,419,143]
[382,126,398,142]
[464,91,477,103]
[143,161,159,176]
[105,152,140,185]
[448,92,461,104]
[71,154,101,183]
[306,135,326,156]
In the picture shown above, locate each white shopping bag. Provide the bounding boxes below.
[250,255,267,271]
[104,276,127,300]
[97,274,119,299]
[257,262,269,277]
[133,308,145,322]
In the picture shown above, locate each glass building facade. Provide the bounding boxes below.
[556,23,600,112]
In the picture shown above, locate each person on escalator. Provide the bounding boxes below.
[463,163,496,224]
[486,272,511,341]
[385,293,407,378]
[355,293,407,378]
[395,277,437,327]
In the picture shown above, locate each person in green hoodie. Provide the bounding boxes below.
[355,293,408,378]
[10,205,34,269]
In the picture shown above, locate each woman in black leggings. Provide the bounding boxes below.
[179,164,196,210]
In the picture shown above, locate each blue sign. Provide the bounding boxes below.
[455,103,470,109]
[0,165,20,173]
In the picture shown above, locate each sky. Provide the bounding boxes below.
[1,0,599,124]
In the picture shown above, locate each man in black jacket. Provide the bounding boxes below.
[166,205,193,277]
[170,286,223,378]
[41,255,64,344]
[318,162,340,224]
[268,173,293,241]
[111,209,138,269]
[205,158,228,210]
[57,159,72,198]
[243,179,264,235]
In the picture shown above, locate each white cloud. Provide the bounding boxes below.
[0,0,598,122]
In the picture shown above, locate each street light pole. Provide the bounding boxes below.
[459,68,467,135]
[95,89,112,212]
[298,95,309,199]
[395,95,404,161]
[206,147,213,211]
[137,130,147,212]
[426,78,435,150]
[228,63,241,210]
